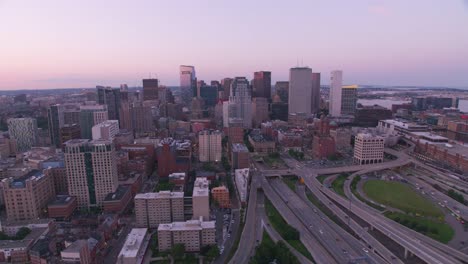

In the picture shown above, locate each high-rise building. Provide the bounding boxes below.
[231,143,250,169]
[221,78,233,100]
[329,70,343,117]
[47,104,64,147]
[1,170,55,221]
[158,218,216,252]
[180,65,196,104]
[311,73,321,114]
[134,191,184,228]
[253,71,271,99]
[131,102,154,134]
[96,86,121,122]
[312,117,336,159]
[79,104,108,139]
[274,81,289,103]
[60,124,81,145]
[64,139,118,208]
[119,84,132,131]
[252,97,269,127]
[341,85,358,115]
[142,79,159,101]
[7,117,38,152]
[199,85,218,107]
[223,77,252,128]
[192,177,209,221]
[198,130,222,162]
[288,67,313,115]
[353,133,384,165]
[92,120,119,140]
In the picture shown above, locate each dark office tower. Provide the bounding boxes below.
[200,85,218,107]
[311,73,321,114]
[119,84,132,131]
[131,102,154,134]
[47,104,64,147]
[253,71,271,99]
[196,80,206,97]
[221,78,233,100]
[96,86,121,122]
[274,81,289,103]
[143,79,159,101]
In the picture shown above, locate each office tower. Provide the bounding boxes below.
[158,219,216,252]
[119,84,132,131]
[353,133,384,165]
[198,130,222,162]
[274,81,289,102]
[180,65,196,104]
[60,124,81,145]
[195,80,206,97]
[223,77,252,128]
[7,118,38,152]
[253,71,272,99]
[1,170,55,221]
[288,67,313,115]
[142,79,159,101]
[134,191,184,228]
[341,85,358,115]
[221,78,233,100]
[312,117,336,159]
[92,120,119,140]
[131,102,154,134]
[252,97,269,127]
[190,97,205,119]
[192,177,209,220]
[47,104,64,147]
[79,104,108,139]
[199,85,218,107]
[311,73,321,114]
[63,108,81,125]
[64,139,118,208]
[329,70,343,117]
[231,143,250,169]
[96,86,121,122]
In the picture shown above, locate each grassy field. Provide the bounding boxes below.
[385,212,454,244]
[282,177,298,192]
[331,174,349,197]
[363,180,443,218]
[316,175,329,184]
[350,176,385,211]
[264,199,314,261]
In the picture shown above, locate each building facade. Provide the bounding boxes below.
[7,118,38,152]
[198,130,222,162]
[353,133,385,165]
[134,191,184,228]
[341,85,358,115]
[288,67,313,115]
[192,178,209,221]
[79,104,108,139]
[158,219,216,252]
[92,120,119,140]
[329,70,343,117]
[143,79,159,101]
[253,71,271,99]
[223,77,252,128]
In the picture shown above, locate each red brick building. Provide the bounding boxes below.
[48,195,77,220]
[211,186,230,208]
[312,118,336,159]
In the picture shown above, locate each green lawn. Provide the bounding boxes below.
[264,199,314,262]
[363,180,443,218]
[385,212,454,244]
[316,175,328,184]
[282,177,297,192]
[331,174,349,197]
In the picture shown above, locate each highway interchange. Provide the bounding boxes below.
[229,144,468,264]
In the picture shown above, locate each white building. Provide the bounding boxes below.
[118,228,149,264]
[64,139,118,208]
[7,118,38,152]
[223,77,252,128]
[288,67,313,115]
[234,168,250,205]
[134,191,184,228]
[198,130,222,162]
[192,177,209,221]
[377,119,428,136]
[158,217,216,252]
[92,120,119,140]
[329,70,343,117]
[353,133,384,165]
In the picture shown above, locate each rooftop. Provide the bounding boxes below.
[104,185,130,202]
[48,195,76,207]
[158,219,215,231]
[193,177,209,197]
[118,228,148,259]
[232,143,249,152]
[135,191,184,200]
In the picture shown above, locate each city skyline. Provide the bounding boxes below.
[1,0,468,90]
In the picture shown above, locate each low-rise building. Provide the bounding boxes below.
[248,130,275,153]
[353,133,384,165]
[231,143,250,169]
[48,195,77,220]
[117,228,149,264]
[211,186,230,208]
[61,240,91,264]
[158,218,216,252]
[103,185,132,214]
[234,168,250,206]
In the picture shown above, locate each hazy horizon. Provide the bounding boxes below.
[1,0,468,90]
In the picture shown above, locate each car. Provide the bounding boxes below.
[362,248,369,253]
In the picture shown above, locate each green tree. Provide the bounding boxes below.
[206,245,220,261]
[171,244,185,260]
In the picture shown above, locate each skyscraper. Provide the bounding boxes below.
[48,104,65,147]
[253,71,271,99]
[221,78,233,100]
[329,70,343,117]
[274,81,289,103]
[288,67,313,115]
[64,139,118,208]
[198,130,222,162]
[341,85,358,115]
[252,97,269,127]
[79,104,108,139]
[142,79,159,101]
[311,73,321,114]
[180,65,196,104]
[7,118,38,152]
[223,77,252,128]
[119,84,132,131]
[96,86,121,122]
